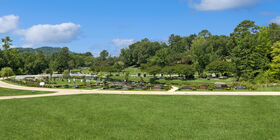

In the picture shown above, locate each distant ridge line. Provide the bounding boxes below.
[15,46,63,55]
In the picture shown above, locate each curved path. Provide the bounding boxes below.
[1,80,280,100]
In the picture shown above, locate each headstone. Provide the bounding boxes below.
[143,74,147,77]
[131,82,136,87]
[109,83,116,88]
[122,85,130,90]
[39,82,45,86]
[236,85,247,90]
[199,85,208,90]
[86,84,92,88]
[215,83,227,90]
[95,81,100,86]
[181,86,190,90]
[215,85,223,90]
[189,85,195,89]
[136,85,143,90]
[219,76,228,79]
[137,73,141,77]
[153,84,162,90]
[212,73,216,78]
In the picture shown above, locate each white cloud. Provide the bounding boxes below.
[112,39,135,47]
[189,0,259,11]
[17,22,81,45]
[0,15,19,33]
[271,16,280,24]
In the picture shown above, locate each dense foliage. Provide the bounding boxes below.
[0,67,14,78]
[1,20,280,83]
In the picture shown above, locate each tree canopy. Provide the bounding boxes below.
[1,20,280,82]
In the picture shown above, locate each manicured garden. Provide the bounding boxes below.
[0,95,280,139]
[5,76,172,91]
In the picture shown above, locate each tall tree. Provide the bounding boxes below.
[0,50,5,69]
[232,31,267,80]
[50,47,71,73]
[99,50,109,61]
[269,41,280,80]
[190,37,213,76]
[231,20,267,80]
[230,20,259,38]
[23,52,49,74]
[1,36,12,50]
[198,30,212,38]
[148,48,171,67]
[269,23,280,44]
[120,39,162,66]
[207,35,230,59]
[168,34,188,53]
[256,26,272,61]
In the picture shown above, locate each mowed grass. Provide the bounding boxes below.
[0,95,280,140]
[0,87,53,96]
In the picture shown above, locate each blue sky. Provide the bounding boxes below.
[0,0,279,56]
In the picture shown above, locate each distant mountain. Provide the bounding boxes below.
[16,47,63,55]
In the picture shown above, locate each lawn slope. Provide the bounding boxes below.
[0,95,279,139]
[0,87,53,96]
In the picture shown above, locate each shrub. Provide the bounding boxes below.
[163,84,172,90]
[62,70,70,79]
[103,85,109,89]
[128,87,134,90]
[115,85,122,89]
[206,60,234,76]
[191,87,197,91]
[208,84,216,91]
[141,86,148,90]
[149,78,157,84]
[199,73,207,78]
[124,72,130,82]
[254,70,275,85]
[0,67,14,78]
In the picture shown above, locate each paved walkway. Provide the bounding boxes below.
[1,80,280,100]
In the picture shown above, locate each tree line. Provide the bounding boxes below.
[120,20,280,83]
[1,20,280,83]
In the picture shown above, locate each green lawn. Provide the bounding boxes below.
[257,87,280,91]
[178,87,280,92]
[123,66,146,75]
[0,95,280,139]
[0,87,53,96]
